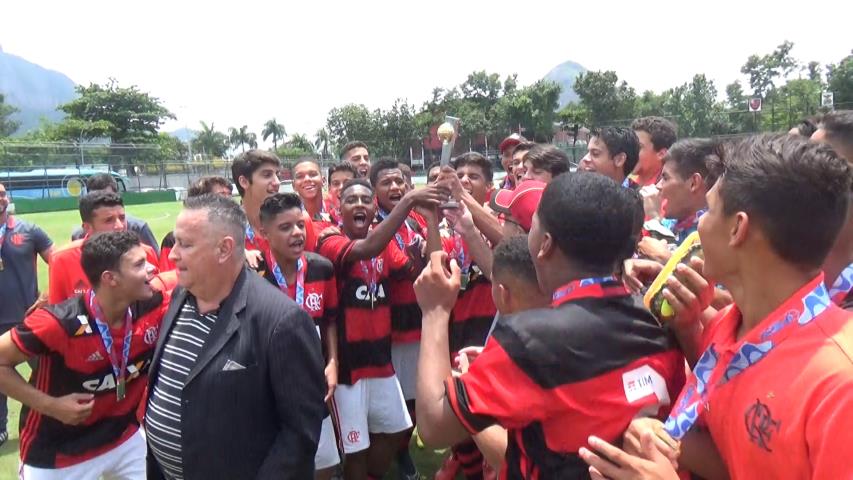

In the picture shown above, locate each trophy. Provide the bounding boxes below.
[437,115,460,208]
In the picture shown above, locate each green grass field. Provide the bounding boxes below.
[2,201,448,478]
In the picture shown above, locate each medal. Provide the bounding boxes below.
[116,377,126,401]
[88,291,133,404]
[0,221,7,272]
[460,271,470,291]
[0,258,4,272]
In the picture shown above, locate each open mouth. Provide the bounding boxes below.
[389,192,403,203]
[353,211,368,227]
[289,238,305,249]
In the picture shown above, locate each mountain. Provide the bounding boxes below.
[543,60,587,109]
[0,46,77,135]
[169,127,197,142]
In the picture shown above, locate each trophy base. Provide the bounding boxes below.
[440,199,460,210]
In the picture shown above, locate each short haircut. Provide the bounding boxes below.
[426,161,441,173]
[369,158,403,187]
[452,152,494,182]
[523,144,570,178]
[820,110,853,161]
[85,173,119,193]
[293,158,320,171]
[631,116,678,151]
[81,231,141,287]
[79,190,123,223]
[513,141,536,156]
[341,178,374,198]
[398,163,413,183]
[591,127,641,176]
[492,235,538,287]
[719,134,852,269]
[538,172,635,272]
[230,149,282,196]
[187,176,233,198]
[327,162,358,186]
[340,141,368,160]
[792,116,820,138]
[260,193,303,224]
[183,194,247,253]
[663,138,725,188]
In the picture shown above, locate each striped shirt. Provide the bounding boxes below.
[145,297,217,480]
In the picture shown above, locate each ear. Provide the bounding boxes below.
[656,147,669,161]
[101,270,118,288]
[537,232,556,262]
[238,175,251,192]
[497,283,512,313]
[613,152,627,169]
[730,212,750,248]
[218,236,237,263]
[82,222,94,235]
[689,172,704,193]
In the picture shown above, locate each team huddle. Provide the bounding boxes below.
[0,111,851,480]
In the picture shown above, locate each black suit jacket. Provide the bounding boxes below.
[146,267,326,480]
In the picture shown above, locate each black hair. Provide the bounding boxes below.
[719,134,852,269]
[663,138,725,189]
[591,127,641,176]
[538,172,635,272]
[340,178,374,199]
[79,190,123,223]
[820,110,853,161]
[452,152,494,182]
[187,176,233,198]
[327,162,358,186]
[631,116,678,151]
[230,149,281,196]
[492,235,538,287]
[81,231,141,287]
[340,141,369,160]
[523,144,570,177]
[85,173,119,193]
[259,193,303,224]
[368,159,404,188]
[293,157,320,171]
[791,116,820,138]
[512,141,536,156]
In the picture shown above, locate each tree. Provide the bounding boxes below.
[262,119,286,150]
[0,93,20,137]
[573,71,636,125]
[740,40,798,96]
[380,99,420,159]
[228,125,256,152]
[725,81,750,133]
[326,104,379,151]
[192,121,229,158]
[495,80,561,141]
[671,74,728,137]
[314,128,333,159]
[827,51,853,107]
[57,79,175,143]
[285,133,314,153]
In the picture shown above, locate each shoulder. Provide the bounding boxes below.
[305,252,334,281]
[809,307,853,369]
[52,240,83,259]
[127,215,150,229]
[41,296,90,335]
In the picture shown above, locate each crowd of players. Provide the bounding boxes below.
[0,111,851,480]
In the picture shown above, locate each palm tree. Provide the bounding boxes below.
[193,121,228,158]
[228,125,255,152]
[314,128,332,159]
[262,119,286,150]
[286,133,314,153]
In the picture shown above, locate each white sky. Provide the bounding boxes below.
[2,0,851,147]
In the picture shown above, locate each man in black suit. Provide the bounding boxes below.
[145,194,326,480]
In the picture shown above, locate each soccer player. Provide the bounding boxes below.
[0,182,54,445]
[637,139,724,262]
[49,191,159,304]
[0,231,173,479]
[317,178,446,480]
[498,134,526,189]
[231,149,317,260]
[71,173,159,254]
[581,134,853,480]
[293,159,333,223]
[580,127,641,188]
[518,144,571,184]
[259,193,342,480]
[341,141,371,178]
[415,172,686,478]
[159,175,233,271]
[326,163,358,225]
[630,116,678,188]
[508,141,535,188]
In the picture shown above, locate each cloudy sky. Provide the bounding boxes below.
[2,0,851,146]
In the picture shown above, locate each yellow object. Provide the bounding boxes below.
[643,231,702,314]
[437,122,455,142]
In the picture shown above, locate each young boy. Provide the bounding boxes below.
[326,163,358,225]
[317,178,447,480]
[259,193,341,480]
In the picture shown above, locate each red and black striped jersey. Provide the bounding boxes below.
[11,284,172,468]
[383,214,427,344]
[441,235,497,355]
[261,251,338,330]
[318,233,412,385]
[446,282,686,479]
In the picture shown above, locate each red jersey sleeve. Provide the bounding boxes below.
[48,250,71,304]
[11,309,67,357]
[323,275,339,327]
[303,212,318,253]
[805,364,853,478]
[385,240,412,275]
[317,234,354,270]
[445,336,548,434]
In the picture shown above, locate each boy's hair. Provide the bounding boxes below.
[259,193,303,224]
[368,159,403,187]
[85,173,119,193]
[341,178,374,198]
[81,231,141,287]
[591,127,641,176]
[340,141,368,160]
[327,162,358,186]
[79,190,123,223]
[631,116,678,151]
[187,176,233,198]
[663,138,725,188]
[230,149,282,196]
[523,144,570,177]
[492,235,538,288]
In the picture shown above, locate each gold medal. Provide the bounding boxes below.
[116,377,126,401]
[0,258,4,272]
